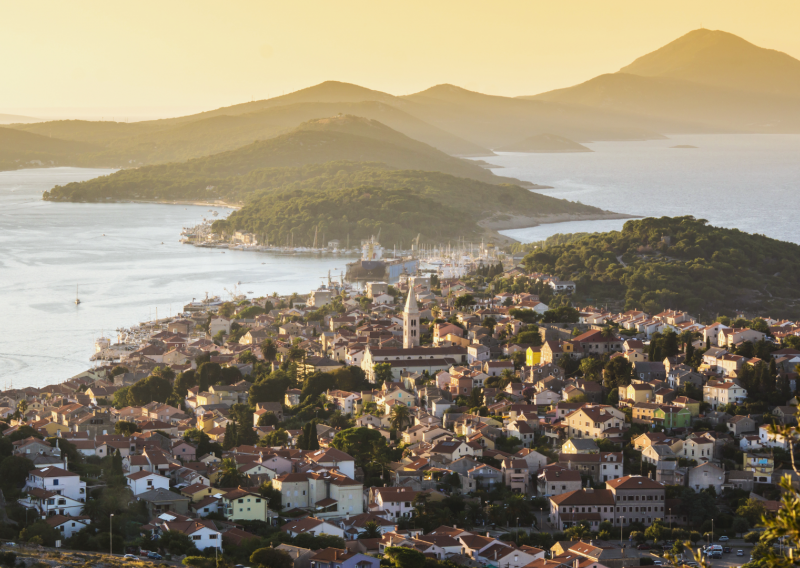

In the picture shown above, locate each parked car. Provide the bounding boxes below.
[637,544,651,550]
[723,547,731,553]
[123,555,137,561]
[147,552,163,560]
[719,536,729,542]
[139,550,150,557]
[737,550,745,556]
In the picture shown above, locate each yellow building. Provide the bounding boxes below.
[196,413,216,433]
[526,346,542,367]
[221,488,269,522]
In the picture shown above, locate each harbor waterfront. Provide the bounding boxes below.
[0,168,492,388]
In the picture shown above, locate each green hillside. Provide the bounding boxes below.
[522,216,800,318]
[208,164,603,246]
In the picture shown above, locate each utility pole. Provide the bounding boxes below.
[109,513,114,556]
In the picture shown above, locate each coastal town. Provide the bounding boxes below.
[1,258,799,568]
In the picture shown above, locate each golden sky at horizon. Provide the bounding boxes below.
[3,0,800,119]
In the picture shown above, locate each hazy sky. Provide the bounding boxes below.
[3,0,800,119]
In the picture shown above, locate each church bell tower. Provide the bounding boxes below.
[403,277,420,349]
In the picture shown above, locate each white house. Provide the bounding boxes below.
[19,489,85,518]
[159,519,223,551]
[759,424,790,450]
[703,380,747,410]
[371,487,419,520]
[45,515,91,539]
[467,344,490,365]
[209,316,232,337]
[126,471,170,496]
[702,323,732,347]
[25,466,86,504]
[280,516,344,539]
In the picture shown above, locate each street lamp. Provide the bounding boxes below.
[619,516,624,547]
[516,517,519,545]
[109,514,114,556]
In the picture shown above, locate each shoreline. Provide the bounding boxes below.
[45,197,242,210]
[479,211,639,245]
[479,211,638,231]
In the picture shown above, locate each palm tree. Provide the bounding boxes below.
[390,404,411,432]
[259,338,278,362]
[360,521,381,539]
[431,305,442,320]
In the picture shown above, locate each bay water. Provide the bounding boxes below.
[0,168,354,388]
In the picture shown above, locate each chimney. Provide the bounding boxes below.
[574,559,580,568]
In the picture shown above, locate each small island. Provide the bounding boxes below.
[496,133,592,153]
[670,144,698,149]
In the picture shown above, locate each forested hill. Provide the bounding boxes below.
[43,116,533,202]
[203,163,604,246]
[522,216,800,318]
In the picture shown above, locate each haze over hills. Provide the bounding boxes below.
[141,115,522,185]
[619,29,800,97]
[0,113,41,125]
[4,28,800,176]
[496,133,592,153]
[0,126,98,170]
[43,115,542,199]
[527,29,800,133]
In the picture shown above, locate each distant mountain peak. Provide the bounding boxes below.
[618,28,800,97]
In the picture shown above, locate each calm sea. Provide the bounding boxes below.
[0,168,355,388]
[495,134,800,244]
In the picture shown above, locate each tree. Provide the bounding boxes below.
[359,521,382,539]
[454,294,474,309]
[250,547,293,568]
[330,427,388,471]
[743,531,761,544]
[260,428,289,447]
[217,458,243,487]
[736,498,767,525]
[257,412,279,427]
[182,557,215,568]
[174,370,197,395]
[732,516,750,536]
[373,362,394,388]
[630,531,646,544]
[645,520,665,543]
[259,339,278,362]
[482,316,497,332]
[564,522,591,540]
[114,421,140,436]
[603,356,633,387]
[160,529,198,555]
[385,546,426,568]
[390,404,411,432]
[223,422,238,450]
